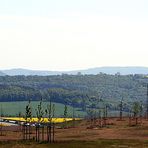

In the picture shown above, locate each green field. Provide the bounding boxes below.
[0,101,129,118]
[0,101,86,117]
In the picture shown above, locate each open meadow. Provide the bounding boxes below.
[0,101,85,117]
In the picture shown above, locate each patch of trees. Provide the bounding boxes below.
[0,74,148,109]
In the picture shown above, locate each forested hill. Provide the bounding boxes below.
[0,74,148,109]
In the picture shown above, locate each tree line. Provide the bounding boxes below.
[0,74,148,111]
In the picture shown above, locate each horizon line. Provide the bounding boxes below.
[1,66,148,72]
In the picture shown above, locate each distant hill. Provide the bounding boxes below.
[0,71,6,76]
[2,68,61,76]
[2,67,148,76]
[76,67,148,75]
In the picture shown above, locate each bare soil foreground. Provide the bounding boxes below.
[1,118,148,147]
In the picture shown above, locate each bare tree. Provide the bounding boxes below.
[72,101,75,128]
[132,101,140,125]
[36,99,44,142]
[24,100,32,140]
[119,98,123,120]
[45,99,52,143]
[98,109,102,128]
[0,104,3,136]
[52,104,55,143]
[103,105,107,127]
[45,99,56,143]
[64,103,68,128]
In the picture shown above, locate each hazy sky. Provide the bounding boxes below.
[0,0,148,71]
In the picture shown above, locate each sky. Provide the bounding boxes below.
[0,0,148,71]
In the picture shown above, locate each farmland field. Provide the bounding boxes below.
[0,101,86,117]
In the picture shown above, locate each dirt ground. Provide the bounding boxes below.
[56,117,148,141]
[0,117,148,142]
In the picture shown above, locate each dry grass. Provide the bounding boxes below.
[1,140,148,148]
[1,117,148,147]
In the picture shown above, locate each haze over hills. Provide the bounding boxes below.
[0,71,6,76]
[1,67,148,76]
[2,68,61,76]
[77,67,148,75]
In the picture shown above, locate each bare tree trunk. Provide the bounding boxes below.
[23,124,25,140]
[42,126,44,141]
[119,98,123,120]
[53,123,55,143]
[47,125,49,142]
[38,127,40,142]
[36,126,37,141]
[135,117,138,125]
[129,116,131,126]
[29,126,30,140]
[49,124,51,143]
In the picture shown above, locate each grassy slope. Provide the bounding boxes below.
[0,101,86,117]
